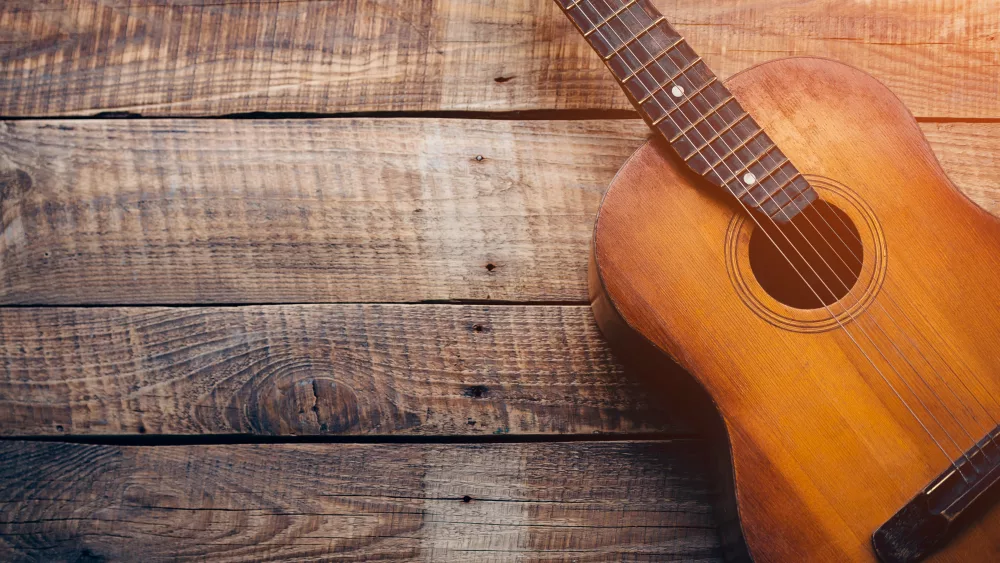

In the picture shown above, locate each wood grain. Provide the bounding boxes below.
[0,118,644,305]
[1,118,998,305]
[0,304,688,437]
[0,440,722,562]
[921,122,1000,213]
[0,0,997,118]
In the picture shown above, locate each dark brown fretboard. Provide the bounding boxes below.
[556,0,817,222]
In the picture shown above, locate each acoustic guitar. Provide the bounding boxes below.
[555,1,1000,561]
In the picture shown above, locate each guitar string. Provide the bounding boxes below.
[588,0,992,473]
[673,7,1000,458]
[696,64,999,461]
[774,173,1000,456]
[883,288,1000,437]
[744,134,996,465]
[589,0,988,472]
[788,179,1000,456]
[570,0,970,477]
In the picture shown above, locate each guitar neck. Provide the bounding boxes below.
[556,0,816,222]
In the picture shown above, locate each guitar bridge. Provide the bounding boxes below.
[873,424,1000,562]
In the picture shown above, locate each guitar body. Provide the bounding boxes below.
[591,57,1000,561]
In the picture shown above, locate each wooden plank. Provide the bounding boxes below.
[0,0,997,118]
[0,118,644,305]
[2,119,999,305]
[0,440,722,562]
[0,304,688,437]
[921,122,1000,213]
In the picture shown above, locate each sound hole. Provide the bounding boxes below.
[748,201,863,309]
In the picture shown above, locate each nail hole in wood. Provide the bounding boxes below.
[464,385,489,399]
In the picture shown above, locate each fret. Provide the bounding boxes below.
[688,129,765,166]
[650,77,718,126]
[758,173,813,221]
[603,17,666,60]
[622,38,685,83]
[754,195,785,217]
[732,157,791,198]
[769,176,809,217]
[680,112,749,160]
[773,188,819,222]
[767,173,805,203]
[718,147,780,188]
[669,95,735,143]
[782,188,818,209]
[637,55,702,104]
[584,0,638,37]
[555,0,817,222]
[758,158,794,187]
[712,141,778,178]
[773,184,812,215]
[763,190,798,215]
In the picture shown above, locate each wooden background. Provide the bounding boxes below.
[1,1,998,560]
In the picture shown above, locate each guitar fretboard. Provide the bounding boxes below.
[557,0,817,222]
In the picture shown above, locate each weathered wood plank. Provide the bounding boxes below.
[0,118,643,305]
[0,440,722,562]
[921,122,1000,213]
[0,304,687,437]
[2,119,999,305]
[0,0,997,118]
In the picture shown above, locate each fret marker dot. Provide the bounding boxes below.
[671,85,685,98]
[743,173,757,186]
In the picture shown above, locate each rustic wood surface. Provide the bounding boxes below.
[1,0,997,118]
[1,119,998,305]
[0,304,687,437]
[0,440,722,562]
[0,118,639,305]
[1,0,997,560]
